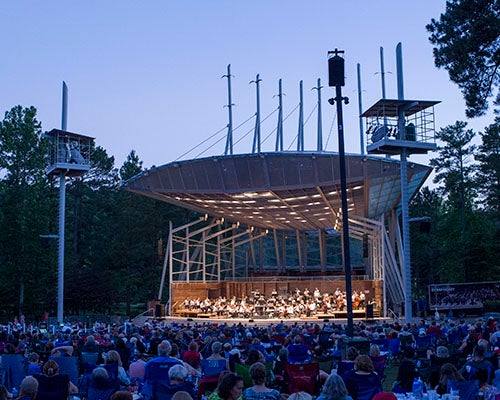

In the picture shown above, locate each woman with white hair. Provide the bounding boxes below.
[317,372,353,400]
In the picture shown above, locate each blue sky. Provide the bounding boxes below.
[0,1,494,170]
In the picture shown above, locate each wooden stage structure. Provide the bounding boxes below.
[170,279,382,319]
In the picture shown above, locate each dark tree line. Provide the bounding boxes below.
[0,107,196,321]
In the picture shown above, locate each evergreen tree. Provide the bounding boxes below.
[427,0,500,117]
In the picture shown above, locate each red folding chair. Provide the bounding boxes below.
[284,363,320,394]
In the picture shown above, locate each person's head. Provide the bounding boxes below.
[19,376,38,399]
[158,340,172,357]
[320,372,348,400]
[43,360,60,376]
[346,346,360,361]
[168,364,188,384]
[211,341,222,355]
[86,335,96,344]
[188,341,198,352]
[110,391,133,400]
[217,373,244,400]
[369,344,381,357]
[288,392,313,400]
[473,345,485,359]
[436,346,449,359]
[439,363,464,387]
[105,350,123,366]
[28,352,40,363]
[171,343,180,358]
[249,362,267,386]
[354,355,374,373]
[171,391,194,400]
[293,335,303,344]
[92,367,110,382]
[246,349,265,365]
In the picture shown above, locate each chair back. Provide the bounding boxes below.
[155,380,195,400]
[201,358,226,377]
[370,354,387,377]
[337,360,355,378]
[234,363,253,388]
[284,362,319,394]
[49,356,79,386]
[0,354,27,391]
[371,338,389,353]
[81,352,99,365]
[33,373,69,400]
[447,379,479,400]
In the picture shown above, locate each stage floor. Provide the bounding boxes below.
[152,314,389,328]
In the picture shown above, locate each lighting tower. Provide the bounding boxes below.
[361,44,439,323]
[45,82,93,323]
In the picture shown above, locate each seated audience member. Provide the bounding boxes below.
[242,362,280,400]
[88,367,117,400]
[460,345,494,382]
[217,373,244,400]
[337,347,359,378]
[16,376,39,400]
[434,363,465,396]
[287,335,311,364]
[392,347,417,394]
[40,359,79,394]
[129,352,147,382]
[103,350,130,388]
[288,392,313,400]
[171,391,194,400]
[83,335,100,353]
[182,341,202,369]
[343,355,382,400]
[317,372,353,400]
[156,364,195,400]
[142,340,182,399]
[27,353,42,375]
[474,368,499,400]
[110,391,133,400]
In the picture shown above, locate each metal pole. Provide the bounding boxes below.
[276,79,284,152]
[297,80,304,151]
[396,42,412,323]
[328,50,353,335]
[315,78,323,151]
[252,74,262,154]
[57,81,68,324]
[224,65,233,156]
[357,64,365,155]
[336,83,354,335]
[57,172,66,324]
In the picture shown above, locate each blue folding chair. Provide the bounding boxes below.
[0,354,27,391]
[447,379,479,400]
[49,356,79,386]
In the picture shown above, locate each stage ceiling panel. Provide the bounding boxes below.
[124,152,432,231]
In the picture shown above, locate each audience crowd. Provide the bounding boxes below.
[0,313,499,400]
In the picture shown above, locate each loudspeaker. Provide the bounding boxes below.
[365,304,374,320]
[155,304,162,318]
[328,55,345,87]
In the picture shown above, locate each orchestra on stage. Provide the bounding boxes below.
[179,287,368,319]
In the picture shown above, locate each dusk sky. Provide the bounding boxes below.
[0,1,494,171]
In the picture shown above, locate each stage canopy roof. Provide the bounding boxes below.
[124,152,431,232]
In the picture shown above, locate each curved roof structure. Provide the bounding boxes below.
[124,152,431,231]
